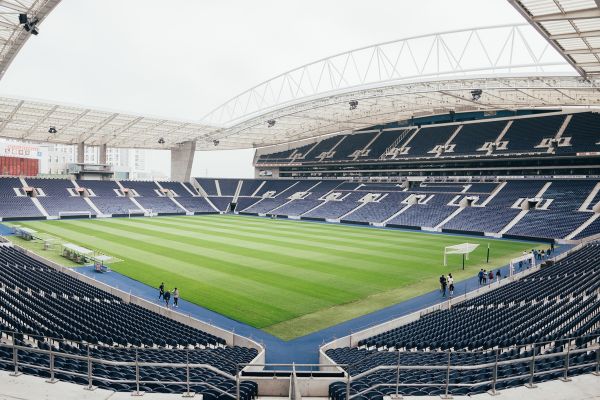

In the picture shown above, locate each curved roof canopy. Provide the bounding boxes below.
[0,16,599,150]
[508,0,600,78]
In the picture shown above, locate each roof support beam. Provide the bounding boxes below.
[0,1,30,13]
[532,8,600,22]
[22,104,59,138]
[0,99,23,131]
[564,48,600,55]
[78,113,119,142]
[549,30,600,41]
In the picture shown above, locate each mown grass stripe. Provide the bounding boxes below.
[16,215,539,337]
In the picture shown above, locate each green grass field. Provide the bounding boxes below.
[9,215,539,340]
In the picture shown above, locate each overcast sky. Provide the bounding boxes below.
[0,0,527,178]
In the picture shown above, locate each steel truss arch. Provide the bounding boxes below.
[201,23,572,128]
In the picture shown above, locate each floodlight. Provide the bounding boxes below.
[267,119,276,128]
[470,89,483,101]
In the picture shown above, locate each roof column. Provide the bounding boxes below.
[99,143,107,164]
[76,142,85,164]
[170,140,196,182]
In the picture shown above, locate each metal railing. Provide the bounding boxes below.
[340,334,600,399]
[0,337,238,398]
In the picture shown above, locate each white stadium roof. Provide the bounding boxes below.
[508,0,600,77]
[0,0,60,81]
[0,3,599,150]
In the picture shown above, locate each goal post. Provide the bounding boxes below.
[443,243,480,267]
[128,209,146,218]
[58,211,92,219]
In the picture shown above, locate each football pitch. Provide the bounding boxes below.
[12,215,539,340]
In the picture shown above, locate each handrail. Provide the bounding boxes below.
[346,344,599,399]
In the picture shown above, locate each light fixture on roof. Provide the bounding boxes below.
[48,126,57,134]
[158,137,165,145]
[349,100,358,110]
[213,140,219,146]
[470,89,483,101]
[267,119,276,128]
[18,13,39,35]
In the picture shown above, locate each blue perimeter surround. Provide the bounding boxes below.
[55,217,571,366]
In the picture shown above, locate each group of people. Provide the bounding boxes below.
[531,244,554,261]
[478,269,501,285]
[158,282,180,308]
[438,273,454,297]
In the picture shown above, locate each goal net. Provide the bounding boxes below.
[58,211,92,219]
[444,243,480,266]
[128,209,146,218]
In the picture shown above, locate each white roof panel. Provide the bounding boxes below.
[509,0,600,76]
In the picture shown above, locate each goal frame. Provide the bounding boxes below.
[443,243,480,266]
[128,209,149,218]
[58,211,92,219]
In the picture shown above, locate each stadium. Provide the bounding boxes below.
[0,0,598,399]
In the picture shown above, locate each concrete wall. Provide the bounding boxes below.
[171,141,196,182]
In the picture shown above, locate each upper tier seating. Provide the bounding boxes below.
[326,243,600,399]
[257,112,600,166]
[449,120,507,155]
[361,130,405,159]
[25,178,95,216]
[500,114,565,154]
[403,125,457,157]
[557,112,600,154]
[0,246,258,398]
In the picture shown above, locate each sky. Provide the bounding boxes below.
[0,0,527,178]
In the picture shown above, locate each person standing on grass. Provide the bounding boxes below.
[447,274,454,297]
[173,287,180,308]
[164,289,171,308]
[158,282,165,300]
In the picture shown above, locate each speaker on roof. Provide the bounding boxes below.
[19,14,28,24]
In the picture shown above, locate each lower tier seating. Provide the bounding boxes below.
[326,243,600,398]
[0,247,258,398]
